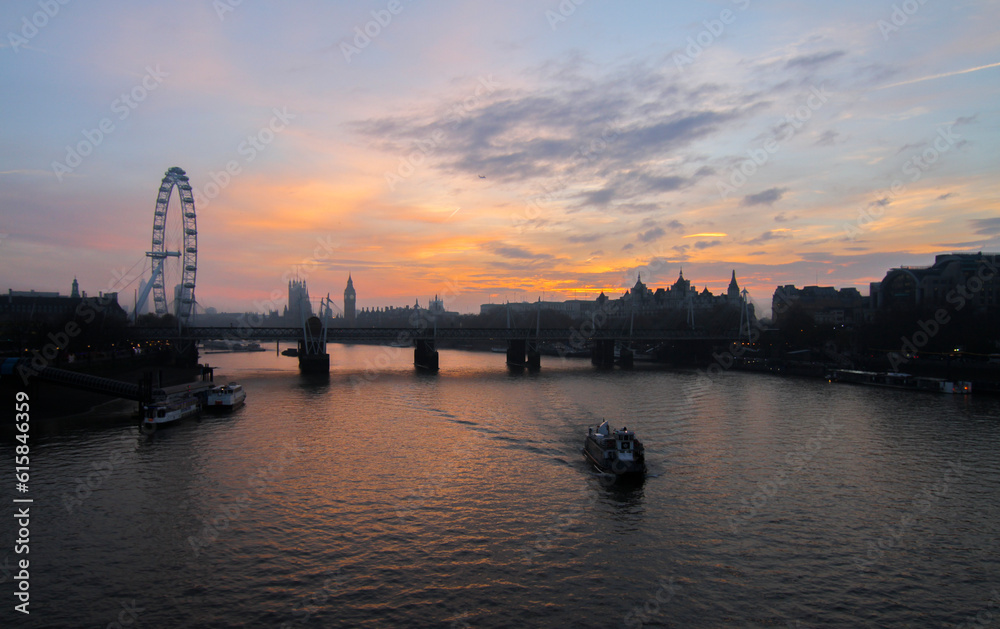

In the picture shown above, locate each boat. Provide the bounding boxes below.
[281,347,298,357]
[827,369,972,394]
[204,382,246,411]
[202,340,266,353]
[583,420,646,477]
[140,394,200,432]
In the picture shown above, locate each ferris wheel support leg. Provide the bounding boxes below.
[133,258,164,323]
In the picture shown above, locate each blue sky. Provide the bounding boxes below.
[1,0,998,316]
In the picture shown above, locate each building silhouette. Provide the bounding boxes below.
[284,279,312,324]
[619,268,746,314]
[771,285,865,326]
[480,269,751,321]
[1,282,126,325]
[344,274,356,327]
[870,252,1000,311]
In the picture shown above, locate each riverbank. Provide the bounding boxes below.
[0,357,206,437]
[732,356,1000,394]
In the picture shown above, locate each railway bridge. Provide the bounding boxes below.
[127,324,742,372]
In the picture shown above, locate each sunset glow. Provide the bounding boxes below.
[1,1,998,316]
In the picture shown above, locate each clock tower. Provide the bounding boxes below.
[344,274,356,327]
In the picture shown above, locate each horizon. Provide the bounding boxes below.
[2,2,998,319]
[9,248,994,320]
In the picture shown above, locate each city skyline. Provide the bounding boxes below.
[2,1,999,316]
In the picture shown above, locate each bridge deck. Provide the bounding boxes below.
[128,326,739,342]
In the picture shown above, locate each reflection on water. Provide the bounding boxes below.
[3,344,999,628]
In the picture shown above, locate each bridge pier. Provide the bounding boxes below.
[591,339,616,368]
[618,346,634,369]
[414,339,439,371]
[298,316,330,374]
[506,339,525,368]
[526,340,541,371]
[297,346,330,373]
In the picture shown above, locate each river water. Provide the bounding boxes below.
[3,345,999,628]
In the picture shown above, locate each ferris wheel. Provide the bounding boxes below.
[135,167,198,324]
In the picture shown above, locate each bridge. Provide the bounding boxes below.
[129,326,737,342]
[128,325,743,371]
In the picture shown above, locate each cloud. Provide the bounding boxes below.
[774,212,797,223]
[577,187,616,206]
[741,187,788,207]
[693,240,721,249]
[936,192,956,201]
[854,62,900,86]
[747,229,792,245]
[572,170,704,210]
[895,142,925,156]
[566,233,605,244]
[638,226,665,242]
[636,217,684,238]
[614,202,662,215]
[639,174,689,192]
[970,217,1000,236]
[482,242,553,260]
[955,114,978,126]
[785,50,847,70]
[878,62,1000,90]
[354,56,756,210]
[815,130,840,146]
[935,241,989,249]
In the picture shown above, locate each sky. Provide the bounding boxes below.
[1,0,998,317]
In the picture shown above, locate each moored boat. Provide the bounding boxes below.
[583,420,646,477]
[204,382,246,411]
[202,340,266,353]
[827,369,972,394]
[141,394,200,432]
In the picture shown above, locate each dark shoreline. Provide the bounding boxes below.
[0,358,204,438]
